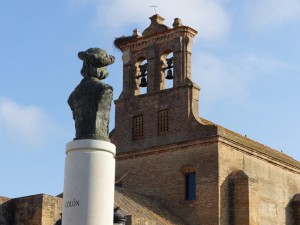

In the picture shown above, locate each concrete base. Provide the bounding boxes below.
[62,139,116,225]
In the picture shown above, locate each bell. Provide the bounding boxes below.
[139,77,147,87]
[166,69,173,80]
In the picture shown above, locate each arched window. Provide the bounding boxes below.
[135,59,148,95]
[160,52,174,90]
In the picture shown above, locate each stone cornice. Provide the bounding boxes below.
[118,26,197,52]
[116,136,218,160]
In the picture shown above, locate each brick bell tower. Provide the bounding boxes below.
[111,14,216,153]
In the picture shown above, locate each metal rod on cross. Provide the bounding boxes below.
[150,5,158,14]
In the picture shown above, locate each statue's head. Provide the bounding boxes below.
[78,48,115,80]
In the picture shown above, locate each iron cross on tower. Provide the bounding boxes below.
[150,4,158,13]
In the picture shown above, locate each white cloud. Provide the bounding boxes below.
[192,52,249,105]
[70,0,230,41]
[232,54,289,71]
[0,97,54,149]
[244,0,300,30]
[191,52,289,109]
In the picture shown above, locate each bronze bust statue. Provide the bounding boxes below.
[68,48,115,141]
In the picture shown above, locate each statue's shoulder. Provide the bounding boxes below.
[68,78,112,109]
[95,80,113,92]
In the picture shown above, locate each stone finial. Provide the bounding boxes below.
[68,48,115,141]
[150,14,165,24]
[173,18,182,28]
[132,29,142,38]
[142,14,169,36]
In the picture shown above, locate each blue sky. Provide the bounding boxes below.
[1,0,300,198]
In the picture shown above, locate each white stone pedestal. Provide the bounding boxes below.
[62,139,116,225]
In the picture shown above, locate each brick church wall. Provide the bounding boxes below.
[116,138,220,225]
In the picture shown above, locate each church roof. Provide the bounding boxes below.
[115,187,185,225]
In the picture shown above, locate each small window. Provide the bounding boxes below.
[158,110,169,135]
[185,172,196,200]
[133,115,143,140]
